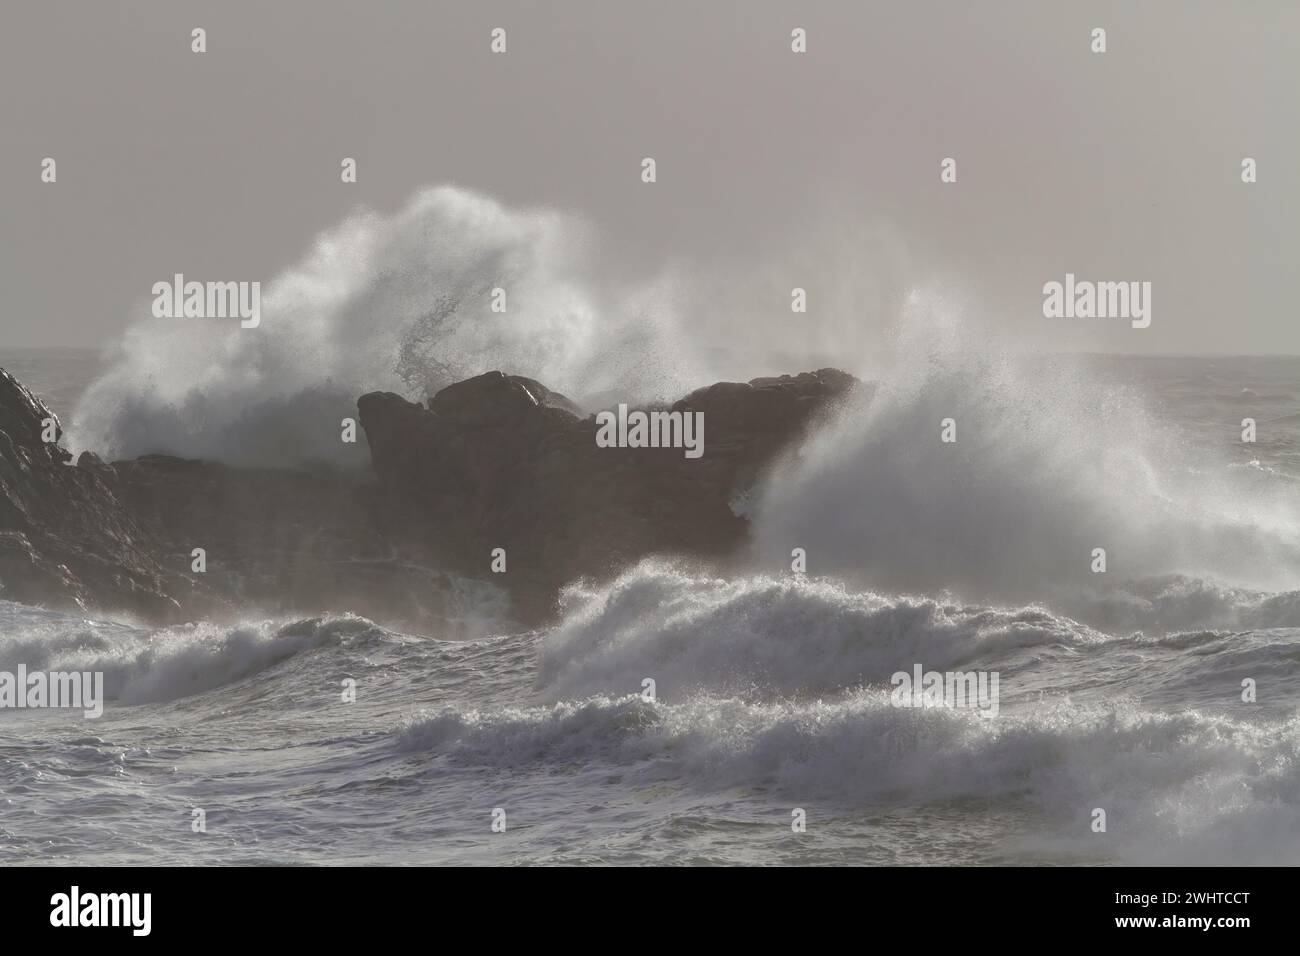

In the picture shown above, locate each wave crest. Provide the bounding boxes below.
[397,690,1300,864]
[537,561,1098,701]
[0,606,382,704]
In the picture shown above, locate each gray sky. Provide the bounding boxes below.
[2,0,1296,355]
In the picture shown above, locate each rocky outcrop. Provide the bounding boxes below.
[358,369,858,619]
[1,365,858,627]
[0,369,187,618]
[103,454,495,629]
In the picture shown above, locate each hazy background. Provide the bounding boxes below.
[1,0,1296,362]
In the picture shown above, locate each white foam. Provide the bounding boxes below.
[397,690,1300,865]
[0,608,378,704]
[753,295,1300,604]
[537,560,1099,700]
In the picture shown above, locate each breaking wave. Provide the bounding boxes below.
[0,604,383,705]
[397,691,1300,865]
[67,186,706,468]
[752,299,1300,609]
[538,560,1100,701]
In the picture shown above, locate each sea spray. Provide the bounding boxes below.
[66,186,705,468]
[751,298,1300,605]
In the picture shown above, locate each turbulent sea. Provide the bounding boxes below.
[2,347,1299,866]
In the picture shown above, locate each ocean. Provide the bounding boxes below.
[1,347,1298,866]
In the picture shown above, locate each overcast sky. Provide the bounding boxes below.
[2,0,1296,355]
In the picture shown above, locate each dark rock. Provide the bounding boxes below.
[359,368,859,620]
[107,454,451,628]
[0,368,188,618]
[1,363,858,629]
